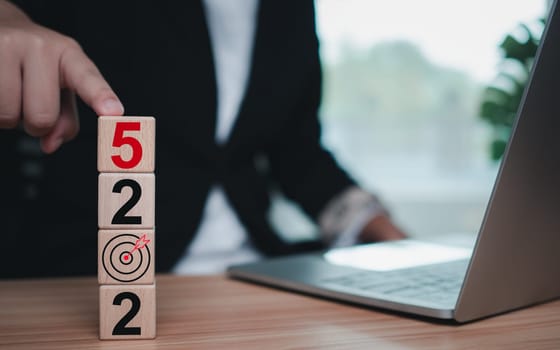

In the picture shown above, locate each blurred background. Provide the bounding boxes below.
[271,0,549,242]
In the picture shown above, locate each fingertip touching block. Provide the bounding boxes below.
[98,229,155,285]
[98,173,155,229]
[98,116,155,173]
[99,284,156,340]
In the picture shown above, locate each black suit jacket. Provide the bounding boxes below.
[1,0,356,278]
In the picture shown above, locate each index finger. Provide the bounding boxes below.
[59,45,124,116]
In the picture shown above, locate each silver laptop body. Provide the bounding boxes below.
[228,0,560,323]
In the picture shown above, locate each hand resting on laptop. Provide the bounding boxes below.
[359,214,408,243]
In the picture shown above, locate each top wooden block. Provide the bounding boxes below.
[98,116,155,173]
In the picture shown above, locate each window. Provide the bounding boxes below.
[316,0,548,237]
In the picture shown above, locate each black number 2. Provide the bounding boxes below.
[111,179,142,225]
[112,292,141,335]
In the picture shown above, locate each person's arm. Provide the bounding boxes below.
[265,0,405,245]
[0,0,124,153]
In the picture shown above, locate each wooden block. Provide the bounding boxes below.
[98,173,155,229]
[98,229,155,285]
[99,284,156,340]
[98,116,155,173]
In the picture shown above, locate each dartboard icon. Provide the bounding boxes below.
[102,233,151,283]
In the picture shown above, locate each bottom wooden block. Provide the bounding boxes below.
[99,284,156,340]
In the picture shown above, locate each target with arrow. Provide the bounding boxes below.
[98,230,154,284]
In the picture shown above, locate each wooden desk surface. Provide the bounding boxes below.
[1,274,559,349]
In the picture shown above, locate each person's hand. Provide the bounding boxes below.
[358,214,407,243]
[0,1,124,153]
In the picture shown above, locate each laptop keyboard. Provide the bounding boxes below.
[320,259,469,306]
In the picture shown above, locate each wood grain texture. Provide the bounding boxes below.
[98,116,155,173]
[98,173,155,229]
[98,229,155,285]
[1,275,560,349]
[99,284,156,340]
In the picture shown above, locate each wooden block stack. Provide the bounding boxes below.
[97,116,156,339]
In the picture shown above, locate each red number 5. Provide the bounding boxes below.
[111,122,143,169]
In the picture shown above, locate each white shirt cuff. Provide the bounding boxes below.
[318,186,389,248]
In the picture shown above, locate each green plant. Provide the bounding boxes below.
[480,17,546,160]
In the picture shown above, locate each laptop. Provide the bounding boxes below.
[227,0,560,323]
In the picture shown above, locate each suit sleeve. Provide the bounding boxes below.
[266,3,357,220]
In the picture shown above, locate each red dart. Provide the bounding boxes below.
[123,234,150,261]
